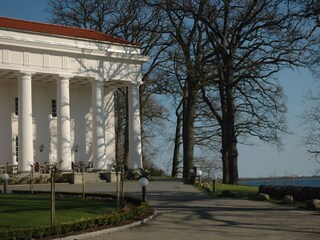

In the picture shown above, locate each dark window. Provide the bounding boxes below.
[52,99,57,117]
[15,136,18,162]
[15,97,18,115]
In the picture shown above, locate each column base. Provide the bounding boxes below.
[67,171,117,184]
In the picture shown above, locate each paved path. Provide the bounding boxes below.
[8,180,320,239]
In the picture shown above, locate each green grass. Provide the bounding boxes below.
[208,183,308,209]
[0,194,117,231]
[211,182,259,199]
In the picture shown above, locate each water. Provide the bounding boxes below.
[240,176,320,187]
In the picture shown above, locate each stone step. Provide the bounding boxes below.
[69,172,117,184]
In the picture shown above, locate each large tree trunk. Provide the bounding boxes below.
[225,83,239,184]
[229,136,239,184]
[221,126,230,183]
[221,136,239,184]
[172,105,182,177]
[220,55,239,184]
[223,118,239,184]
[182,80,198,179]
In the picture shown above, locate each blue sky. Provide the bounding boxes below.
[0,0,49,22]
[239,69,318,178]
[1,0,319,178]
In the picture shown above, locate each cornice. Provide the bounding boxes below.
[0,30,148,63]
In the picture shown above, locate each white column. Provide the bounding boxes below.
[92,79,107,170]
[128,83,143,169]
[57,76,72,171]
[104,90,115,168]
[18,72,33,172]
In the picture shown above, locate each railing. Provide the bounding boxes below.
[0,164,18,174]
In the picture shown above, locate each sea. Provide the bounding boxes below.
[240,176,320,187]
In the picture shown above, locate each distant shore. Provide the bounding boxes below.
[240,175,320,181]
[240,176,320,187]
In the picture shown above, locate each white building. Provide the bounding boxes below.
[0,17,148,173]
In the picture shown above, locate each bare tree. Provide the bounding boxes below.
[171,101,183,177]
[191,0,316,183]
[300,86,320,174]
[147,0,211,179]
[299,0,320,174]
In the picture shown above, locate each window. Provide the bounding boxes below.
[15,97,18,115]
[15,136,18,162]
[52,99,57,117]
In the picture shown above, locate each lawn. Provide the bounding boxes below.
[0,194,117,231]
[212,182,259,199]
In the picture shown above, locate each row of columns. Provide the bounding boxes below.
[17,71,143,172]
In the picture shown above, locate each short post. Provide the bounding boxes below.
[120,165,124,202]
[197,169,202,182]
[189,168,195,184]
[30,165,34,194]
[115,166,120,211]
[81,163,85,199]
[212,178,216,193]
[50,166,56,227]
[142,185,146,201]
[139,177,149,202]
[1,173,9,194]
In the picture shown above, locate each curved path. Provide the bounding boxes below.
[8,180,320,239]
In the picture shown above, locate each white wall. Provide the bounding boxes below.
[0,82,12,164]
[70,84,92,164]
[33,82,51,164]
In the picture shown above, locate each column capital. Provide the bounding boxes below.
[58,74,72,80]
[131,81,143,86]
[19,71,35,77]
[91,78,105,87]
[92,77,105,82]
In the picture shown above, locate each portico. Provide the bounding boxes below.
[0,17,148,173]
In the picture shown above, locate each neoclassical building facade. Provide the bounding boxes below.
[0,17,147,173]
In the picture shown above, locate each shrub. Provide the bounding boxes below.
[33,175,50,184]
[54,173,69,183]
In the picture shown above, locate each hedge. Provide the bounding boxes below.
[0,192,153,240]
[259,185,320,201]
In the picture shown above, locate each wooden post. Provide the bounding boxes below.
[116,166,120,211]
[82,164,85,198]
[30,165,34,194]
[51,166,56,227]
[120,165,124,202]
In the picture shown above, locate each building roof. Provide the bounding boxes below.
[0,16,137,46]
